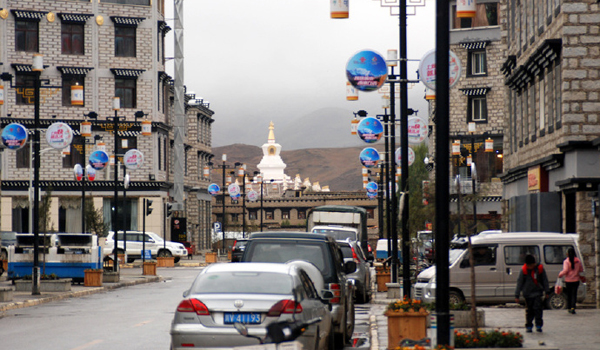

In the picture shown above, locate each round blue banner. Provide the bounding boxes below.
[89,150,109,170]
[359,147,380,168]
[357,117,383,143]
[367,191,378,199]
[208,183,220,196]
[346,50,388,92]
[366,181,378,193]
[1,123,28,150]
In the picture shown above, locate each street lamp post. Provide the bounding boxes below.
[78,130,102,233]
[110,98,121,272]
[237,164,247,236]
[31,54,43,295]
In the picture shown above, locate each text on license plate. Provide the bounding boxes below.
[224,312,262,324]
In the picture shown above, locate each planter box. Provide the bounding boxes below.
[452,309,485,328]
[103,271,120,283]
[0,286,14,302]
[157,257,175,267]
[386,309,429,348]
[376,272,391,292]
[14,279,72,292]
[228,251,232,260]
[84,269,103,287]
[143,262,157,276]
[205,252,218,263]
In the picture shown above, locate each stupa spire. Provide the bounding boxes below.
[268,121,276,144]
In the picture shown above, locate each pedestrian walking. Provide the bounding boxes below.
[558,247,584,314]
[515,254,549,333]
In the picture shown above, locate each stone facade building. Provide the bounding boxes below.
[0,0,215,250]
[500,0,599,302]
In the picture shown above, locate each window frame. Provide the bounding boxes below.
[467,50,487,77]
[468,95,488,123]
[114,25,136,57]
[15,20,39,52]
[61,23,85,55]
[115,78,137,109]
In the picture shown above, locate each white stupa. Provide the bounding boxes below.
[257,122,287,182]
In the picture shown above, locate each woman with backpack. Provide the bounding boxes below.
[558,248,584,314]
[515,254,549,333]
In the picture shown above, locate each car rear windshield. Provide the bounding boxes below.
[340,246,353,259]
[312,229,357,241]
[191,272,293,294]
[245,241,332,278]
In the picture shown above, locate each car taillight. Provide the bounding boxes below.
[177,299,210,315]
[329,283,341,304]
[267,299,303,316]
[351,247,359,263]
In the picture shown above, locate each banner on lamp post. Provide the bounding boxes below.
[359,147,380,168]
[407,117,428,144]
[1,123,28,150]
[208,183,220,196]
[123,149,144,170]
[396,147,415,166]
[89,150,109,170]
[357,117,383,143]
[418,49,462,90]
[46,122,74,149]
[346,50,388,92]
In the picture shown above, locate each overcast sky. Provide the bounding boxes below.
[165,0,435,149]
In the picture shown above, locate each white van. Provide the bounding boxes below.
[413,232,586,309]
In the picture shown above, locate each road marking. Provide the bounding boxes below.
[70,339,103,350]
[134,319,153,327]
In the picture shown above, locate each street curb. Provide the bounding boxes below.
[369,314,379,350]
[0,275,163,313]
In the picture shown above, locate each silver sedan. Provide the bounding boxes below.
[170,262,333,350]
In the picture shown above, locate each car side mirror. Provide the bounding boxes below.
[344,261,357,274]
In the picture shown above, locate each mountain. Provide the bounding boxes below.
[212,143,386,191]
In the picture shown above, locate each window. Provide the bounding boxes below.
[115,78,136,108]
[62,76,85,106]
[529,82,536,138]
[468,51,487,76]
[158,137,162,170]
[452,3,499,29]
[522,88,528,142]
[504,245,540,265]
[539,75,545,133]
[554,61,561,127]
[16,143,31,169]
[468,96,488,122]
[231,214,239,222]
[266,210,274,220]
[117,136,137,156]
[462,246,496,267]
[544,245,573,264]
[282,210,290,220]
[103,0,151,5]
[249,211,257,220]
[115,25,136,57]
[15,20,38,52]
[61,23,84,55]
[367,208,375,219]
[297,210,306,220]
[15,74,35,105]
[216,196,223,205]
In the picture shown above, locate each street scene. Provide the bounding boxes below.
[1,0,600,349]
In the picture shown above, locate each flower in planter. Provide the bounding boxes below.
[386,295,432,313]
[454,329,523,348]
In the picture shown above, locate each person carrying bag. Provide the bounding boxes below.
[558,248,584,314]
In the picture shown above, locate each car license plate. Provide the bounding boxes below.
[224,312,261,324]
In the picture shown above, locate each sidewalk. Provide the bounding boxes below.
[370,290,599,350]
[0,251,230,314]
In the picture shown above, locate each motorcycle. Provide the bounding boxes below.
[233,317,322,349]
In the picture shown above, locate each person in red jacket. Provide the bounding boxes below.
[558,248,584,314]
[515,254,549,333]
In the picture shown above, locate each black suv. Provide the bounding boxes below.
[241,232,356,347]
[230,238,248,262]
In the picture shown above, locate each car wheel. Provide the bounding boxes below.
[127,258,135,263]
[547,292,567,310]
[174,257,180,263]
[448,290,465,305]
[356,285,367,304]
[334,301,348,348]
[327,324,336,350]
[158,250,172,258]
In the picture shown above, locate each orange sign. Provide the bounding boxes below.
[528,166,547,192]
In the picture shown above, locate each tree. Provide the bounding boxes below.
[403,143,435,238]
[85,199,109,237]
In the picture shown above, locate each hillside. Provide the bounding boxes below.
[212,144,387,191]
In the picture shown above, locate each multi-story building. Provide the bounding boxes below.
[500,0,599,301]
[0,0,214,250]
[427,0,505,233]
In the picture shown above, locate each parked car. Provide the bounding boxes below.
[103,231,187,263]
[241,232,356,347]
[413,232,586,310]
[231,239,248,262]
[337,240,372,304]
[170,262,333,350]
[311,225,374,263]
